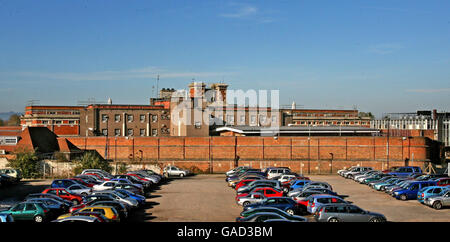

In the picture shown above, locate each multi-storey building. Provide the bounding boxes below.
[281,108,372,127]
[79,104,170,137]
[20,106,83,136]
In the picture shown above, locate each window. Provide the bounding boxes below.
[69,120,75,125]
[227,115,234,124]
[102,114,108,122]
[194,121,202,129]
[140,114,145,122]
[42,120,49,125]
[114,129,120,136]
[152,115,158,122]
[12,204,25,211]
[250,115,256,124]
[115,114,120,122]
[240,115,245,123]
[140,129,145,136]
[55,120,62,124]
[272,116,277,123]
[102,129,108,136]
[127,129,134,136]
[127,115,133,122]
[152,129,158,136]
[347,206,364,214]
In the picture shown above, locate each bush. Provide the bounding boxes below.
[73,152,112,175]
[117,162,128,174]
[8,149,41,179]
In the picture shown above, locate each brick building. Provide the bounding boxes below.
[79,104,171,137]
[20,106,82,136]
[281,108,372,127]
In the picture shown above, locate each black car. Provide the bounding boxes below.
[236,212,306,222]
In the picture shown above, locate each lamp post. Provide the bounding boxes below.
[104,116,109,160]
[329,152,334,174]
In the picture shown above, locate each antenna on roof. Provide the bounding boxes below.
[26,100,40,106]
[156,75,160,98]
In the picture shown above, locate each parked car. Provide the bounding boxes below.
[237,180,281,194]
[0,213,14,222]
[42,188,83,205]
[114,183,144,196]
[372,177,402,191]
[236,192,267,206]
[345,167,373,179]
[363,173,393,185]
[52,215,102,222]
[301,182,333,192]
[226,166,251,177]
[25,193,73,208]
[67,184,92,196]
[91,190,139,208]
[81,169,114,180]
[236,212,306,222]
[26,198,68,214]
[314,204,386,222]
[435,177,450,187]
[89,200,128,220]
[337,166,358,176]
[114,174,152,189]
[424,190,450,210]
[382,166,401,173]
[243,197,304,216]
[93,180,119,191]
[236,187,284,200]
[287,180,313,193]
[163,166,190,177]
[58,206,120,222]
[264,167,292,179]
[393,181,437,200]
[388,166,422,177]
[417,186,450,203]
[0,201,53,222]
[127,171,160,184]
[71,194,127,213]
[306,194,350,214]
[0,168,22,182]
[0,174,16,186]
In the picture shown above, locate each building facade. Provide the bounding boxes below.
[20,106,82,136]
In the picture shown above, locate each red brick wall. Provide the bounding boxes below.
[65,136,435,174]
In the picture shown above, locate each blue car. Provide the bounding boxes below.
[388,166,422,177]
[244,197,303,215]
[51,179,81,189]
[393,181,436,200]
[289,180,312,191]
[114,189,146,206]
[417,186,450,203]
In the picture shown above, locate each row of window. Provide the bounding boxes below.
[41,120,77,125]
[216,115,277,125]
[102,128,159,137]
[101,114,158,123]
[295,121,369,125]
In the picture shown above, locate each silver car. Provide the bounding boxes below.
[424,190,450,210]
[236,192,267,206]
[314,204,387,222]
[67,184,92,196]
[301,182,333,192]
[92,191,139,208]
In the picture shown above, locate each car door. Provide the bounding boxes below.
[264,188,277,197]
[23,203,37,220]
[9,203,26,220]
[442,192,450,206]
[346,205,367,222]
[57,189,72,200]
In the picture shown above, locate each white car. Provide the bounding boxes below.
[278,174,297,183]
[164,166,190,177]
[67,184,92,196]
[93,181,118,191]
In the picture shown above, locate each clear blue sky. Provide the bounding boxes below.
[0,0,449,118]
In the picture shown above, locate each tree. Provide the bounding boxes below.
[0,119,4,126]
[73,151,112,175]
[7,149,41,179]
[7,114,20,126]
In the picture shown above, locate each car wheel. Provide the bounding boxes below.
[369,217,382,222]
[432,201,443,210]
[34,215,44,223]
[400,194,407,201]
[328,218,339,222]
[179,173,184,178]
[286,209,295,215]
[243,201,250,206]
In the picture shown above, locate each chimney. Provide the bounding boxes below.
[433,109,438,120]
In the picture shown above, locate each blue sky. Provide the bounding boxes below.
[0,0,449,118]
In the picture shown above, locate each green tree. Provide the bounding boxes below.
[7,149,41,179]
[73,151,112,175]
[7,114,20,126]
[117,162,128,174]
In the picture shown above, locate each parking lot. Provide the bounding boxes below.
[1,174,449,222]
[142,174,450,222]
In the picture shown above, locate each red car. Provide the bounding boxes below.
[42,188,83,205]
[436,177,450,187]
[236,187,284,200]
[235,179,256,191]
